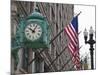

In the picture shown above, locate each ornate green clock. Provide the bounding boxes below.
[14,10,50,50]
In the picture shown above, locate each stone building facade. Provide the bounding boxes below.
[11,0,75,74]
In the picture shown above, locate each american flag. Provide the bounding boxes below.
[64,16,80,69]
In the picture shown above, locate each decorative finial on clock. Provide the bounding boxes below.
[33,2,39,12]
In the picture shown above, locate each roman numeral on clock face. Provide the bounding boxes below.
[27,33,29,35]
[32,36,34,39]
[37,33,40,35]
[29,35,31,38]
[38,30,41,32]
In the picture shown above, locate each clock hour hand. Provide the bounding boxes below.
[28,28,33,32]
[28,27,35,33]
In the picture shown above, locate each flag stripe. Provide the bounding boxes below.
[64,27,77,46]
[69,23,78,37]
[68,45,74,54]
[69,42,75,52]
[67,25,78,43]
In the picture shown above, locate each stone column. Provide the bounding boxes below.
[15,48,23,74]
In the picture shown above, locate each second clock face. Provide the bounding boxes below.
[25,23,42,41]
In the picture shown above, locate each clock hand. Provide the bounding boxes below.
[28,25,38,33]
[28,28,33,32]
[33,25,38,31]
[28,27,35,33]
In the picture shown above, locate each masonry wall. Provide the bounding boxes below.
[11,0,75,74]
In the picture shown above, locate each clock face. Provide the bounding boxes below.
[25,23,42,41]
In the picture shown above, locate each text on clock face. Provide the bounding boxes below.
[25,23,42,41]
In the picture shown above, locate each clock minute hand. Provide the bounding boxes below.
[33,25,38,31]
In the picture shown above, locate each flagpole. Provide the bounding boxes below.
[75,11,82,17]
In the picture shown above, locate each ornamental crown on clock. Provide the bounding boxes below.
[25,23,42,41]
